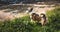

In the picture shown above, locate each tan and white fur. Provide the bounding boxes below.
[25,7,47,26]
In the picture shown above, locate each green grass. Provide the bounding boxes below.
[46,7,60,32]
[0,7,60,32]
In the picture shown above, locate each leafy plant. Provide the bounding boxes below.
[0,7,60,32]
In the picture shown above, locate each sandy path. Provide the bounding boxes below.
[33,7,55,14]
[0,5,55,21]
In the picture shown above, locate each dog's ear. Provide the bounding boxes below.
[25,7,33,14]
[29,7,33,12]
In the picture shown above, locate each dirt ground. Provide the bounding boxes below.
[0,4,55,21]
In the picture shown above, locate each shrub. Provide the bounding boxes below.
[0,16,33,32]
[46,7,60,32]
